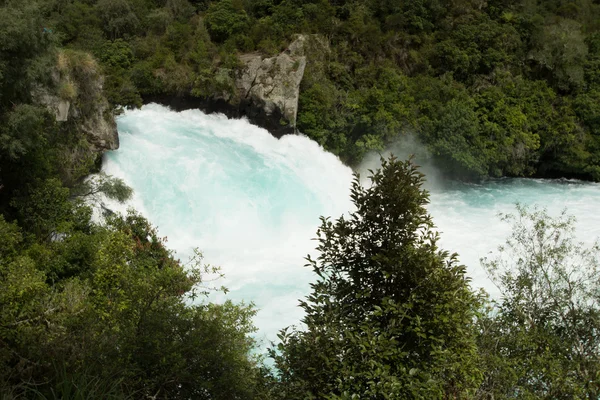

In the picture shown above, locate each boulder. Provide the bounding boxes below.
[236,35,308,129]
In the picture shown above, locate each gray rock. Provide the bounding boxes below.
[56,100,70,122]
[34,90,70,122]
[76,73,119,151]
[236,35,308,127]
[78,97,119,152]
[33,57,118,152]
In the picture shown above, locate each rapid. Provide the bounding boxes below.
[102,104,600,347]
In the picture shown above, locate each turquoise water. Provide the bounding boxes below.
[103,104,354,344]
[103,104,600,346]
[428,179,600,296]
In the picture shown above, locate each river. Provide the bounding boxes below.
[102,104,600,347]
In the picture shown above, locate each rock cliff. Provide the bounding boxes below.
[143,35,315,138]
[35,50,119,152]
[236,35,307,129]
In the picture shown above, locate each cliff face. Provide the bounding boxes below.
[143,35,315,138]
[236,35,307,129]
[35,50,118,152]
[76,78,119,152]
[33,37,311,158]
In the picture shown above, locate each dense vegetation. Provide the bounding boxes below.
[272,158,483,398]
[0,1,269,396]
[270,158,600,399]
[24,0,600,180]
[1,0,600,398]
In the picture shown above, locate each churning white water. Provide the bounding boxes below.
[428,179,600,297]
[102,104,600,347]
[102,104,354,345]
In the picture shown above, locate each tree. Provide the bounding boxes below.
[528,18,588,91]
[0,0,55,107]
[204,0,250,43]
[477,205,600,399]
[11,178,74,241]
[72,172,133,205]
[82,211,267,399]
[426,96,488,177]
[272,157,482,399]
[95,0,141,40]
[0,104,52,162]
[431,14,522,82]
[0,208,272,399]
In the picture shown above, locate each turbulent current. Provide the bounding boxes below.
[102,104,600,347]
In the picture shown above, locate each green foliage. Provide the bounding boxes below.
[73,172,133,205]
[96,39,142,109]
[477,205,600,399]
[95,0,141,40]
[205,0,250,43]
[14,0,599,180]
[56,49,106,117]
[5,0,600,396]
[272,157,482,399]
[58,80,77,101]
[98,39,134,69]
[166,0,196,21]
[426,96,488,176]
[528,18,588,91]
[0,104,52,161]
[11,178,73,241]
[431,14,522,82]
[0,0,55,106]
[297,80,348,155]
[0,2,262,398]
[1,207,271,398]
[574,89,600,135]
[53,1,102,45]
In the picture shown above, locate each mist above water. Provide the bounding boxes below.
[103,104,600,348]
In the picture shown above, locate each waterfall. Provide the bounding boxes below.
[103,104,600,347]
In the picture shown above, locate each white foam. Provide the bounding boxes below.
[102,104,354,348]
[102,104,600,352]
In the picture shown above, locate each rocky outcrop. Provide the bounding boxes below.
[145,35,314,138]
[35,51,119,152]
[76,77,119,152]
[36,88,70,122]
[38,91,118,152]
[236,35,307,129]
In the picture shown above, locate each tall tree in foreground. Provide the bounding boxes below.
[272,157,483,399]
[477,205,600,399]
